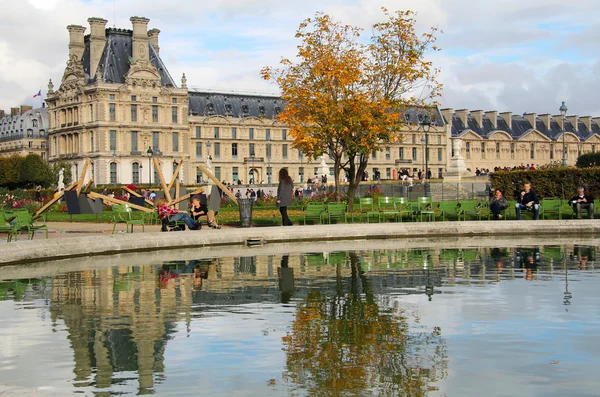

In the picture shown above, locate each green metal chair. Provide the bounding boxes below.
[326,203,347,224]
[11,209,48,240]
[438,201,461,221]
[112,204,145,234]
[417,197,435,222]
[541,199,563,220]
[356,198,380,223]
[395,197,415,222]
[303,203,325,225]
[0,211,19,242]
[378,197,400,222]
[458,201,484,221]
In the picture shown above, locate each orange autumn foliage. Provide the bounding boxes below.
[262,8,442,210]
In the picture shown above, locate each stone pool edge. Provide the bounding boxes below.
[2,220,599,267]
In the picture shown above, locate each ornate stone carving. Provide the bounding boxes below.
[452,139,462,153]
[47,79,54,94]
[181,73,187,89]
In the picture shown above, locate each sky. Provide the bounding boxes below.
[1,0,600,116]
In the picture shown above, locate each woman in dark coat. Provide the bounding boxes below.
[276,168,294,226]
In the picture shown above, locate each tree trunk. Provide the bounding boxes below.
[346,154,368,212]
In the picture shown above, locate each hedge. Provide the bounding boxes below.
[576,152,600,168]
[490,168,600,200]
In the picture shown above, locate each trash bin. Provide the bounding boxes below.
[238,198,253,227]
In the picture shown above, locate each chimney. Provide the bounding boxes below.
[148,28,160,54]
[455,109,468,128]
[500,112,512,129]
[130,16,151,62]
[0,110,5,119]
[88,17,108,78]
[66,25,86,60]
[567,115,579,132]
[552,114,565,129]
[524,113,536,129]
[440,108,453,125]
[592,117,600,129]
[11,107,20,117]
[471,110,483,128]
[538,114,551,130]
[484,111,497,129]
[20,105,32,114]
[580,116,592,131]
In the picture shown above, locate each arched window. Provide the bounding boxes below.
[132,162,140,184]
[32,120,38,128]
[110,162,117,184]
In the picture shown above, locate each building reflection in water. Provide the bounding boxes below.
[42,244,596,395]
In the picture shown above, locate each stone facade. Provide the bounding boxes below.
[0,105,48,159]
[445,108,600,170]
[43,16,600,186]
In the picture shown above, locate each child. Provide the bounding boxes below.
[156,197,201,231]
[190,195,221,229]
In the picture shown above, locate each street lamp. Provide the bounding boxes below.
[421,114,432,197]
[560,101,568,167]
[250,150,255,184]
[146,146,153,188]
[112,150,117,186]
[266,136,272,184]
[173,159,178,181]
[139,164,143,185]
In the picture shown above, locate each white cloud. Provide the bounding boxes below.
[1,0,599,115]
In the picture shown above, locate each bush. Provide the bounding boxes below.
[490,168,600,200]
[576,152,600,168]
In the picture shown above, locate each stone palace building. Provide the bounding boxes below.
[2,16,600,185]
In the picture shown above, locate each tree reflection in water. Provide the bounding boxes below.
[282,252,447,396]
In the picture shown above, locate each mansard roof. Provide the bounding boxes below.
[84,28,176,86]
[452,112,600,141]
[0,107,48,142]
[189,91,446,126]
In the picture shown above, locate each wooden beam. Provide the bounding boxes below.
[153,157,172,202]
[34,181,79,216]
[197,164,238,205]
[167,188,204,207]
[76,158,90,196]
[88,192,153,213]
[167,156,186,191]
[175,179,181,200]
[82,179,94,193]
[122,185,154,206]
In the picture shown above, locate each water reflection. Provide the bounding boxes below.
[0,244,598,396]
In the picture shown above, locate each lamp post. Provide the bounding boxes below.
[139,164,143,185]
[112,150,117,186]
[266,136,272,184]
[173,159,178,181]
[421,114,432,196]
[250,150,255,184]
[146,146,153,188]
[560,101,568,167]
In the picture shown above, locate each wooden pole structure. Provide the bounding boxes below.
[168,188,204,207]
[82,179,94,193]
[122,186,154,206]
[88,192,153,213]
[76,158,90,196]
[153,157,172,202]
[197,164,238,205]
[167,157,186,191]
[34,181,79,217]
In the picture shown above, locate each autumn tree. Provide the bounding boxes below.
[262,8,441,209]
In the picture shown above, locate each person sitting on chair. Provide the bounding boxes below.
[490,188,508,220]
[570,187,594,219]
[190,195,221,229]
[156,197,201,231]
[515,181,540,220]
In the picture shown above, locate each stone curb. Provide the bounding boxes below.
[1,220,599,267]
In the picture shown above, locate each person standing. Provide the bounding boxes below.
[276,168,294,226]
[570,187,594,219]
[515,181,540,220]
[490,188,508,220]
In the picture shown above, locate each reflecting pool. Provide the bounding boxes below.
[0,243,599,396]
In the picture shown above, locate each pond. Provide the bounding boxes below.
[0,241,598,396]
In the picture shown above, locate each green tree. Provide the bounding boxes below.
[576,152,600,168]
[262,8,442,209]
[50,159,73,187]
[20,154,53,188]
[0,155,24,189]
